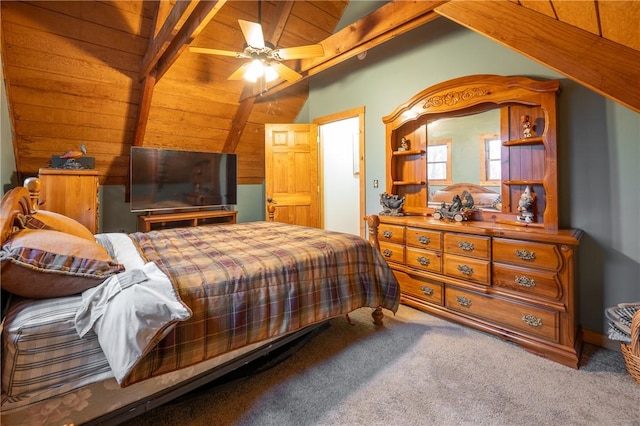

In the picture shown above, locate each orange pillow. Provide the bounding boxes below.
[18,210,94,241]
[1,229,125,298]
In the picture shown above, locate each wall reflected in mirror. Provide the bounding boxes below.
[426,109,502,211]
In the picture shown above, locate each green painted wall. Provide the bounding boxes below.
[305,17,640,334]
[1,56,18,194]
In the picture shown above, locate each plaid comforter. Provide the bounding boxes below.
[124,221,400,386]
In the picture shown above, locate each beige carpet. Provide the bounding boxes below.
[127,304,640,426]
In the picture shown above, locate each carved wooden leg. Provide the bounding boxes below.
[371,306,384,326]
[344,313,355,325]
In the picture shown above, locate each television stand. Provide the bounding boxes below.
[137,210,238,232]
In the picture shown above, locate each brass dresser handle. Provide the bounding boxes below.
[456,295,472,307]
[515,249,536,261]
[383,230,393,238]
[515,275,535,288]
[457,264,473,276]
[420,286,434,296]
[417,256,430,266]
[382,249,392,257]
[458,241,474,251]
[417,235,431,245]
[522,314,542,327]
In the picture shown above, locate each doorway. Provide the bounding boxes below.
[315,107,365,237]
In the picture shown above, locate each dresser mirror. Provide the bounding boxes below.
[382,74,560,230]
[425,109,501,211]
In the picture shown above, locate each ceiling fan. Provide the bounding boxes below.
[189,19,324,83]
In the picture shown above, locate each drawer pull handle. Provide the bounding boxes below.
[457,265,473,276]
[456,295,472,307]
[417,235,431,245]
[515,275,535,288]
[383,230,393,239]
[522,314,542,327]
[382,249,393,257]
[420,286,434,296]
[515,249,536,261]
[417,256,430,266]
[458,241,475,251]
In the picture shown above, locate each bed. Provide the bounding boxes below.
[0,184,400,425]
[429,183,501,210]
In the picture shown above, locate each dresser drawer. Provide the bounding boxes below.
[445,287,559,342]
[406,228,442,250]
[493,264,562,300]
[395,270,443,305]
[406,247,442,273]
[493,238,562,270]
[444,233,490,259]
[443,253,490,285]
[378,223,405,244]
[378,241,405,265]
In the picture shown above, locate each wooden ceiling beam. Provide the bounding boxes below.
[251,0,447,101]
[133,0,227,147]
[155,0,228,81]
[434,0,640,114]
[138,0,200,81]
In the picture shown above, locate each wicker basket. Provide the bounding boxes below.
[620,310,640,384]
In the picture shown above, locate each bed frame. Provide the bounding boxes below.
[1,181,387,425]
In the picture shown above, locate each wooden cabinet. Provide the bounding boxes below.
[38,168,100,233]
[137,210,237,232]
[372,74,583,368]
[369,215,583,368]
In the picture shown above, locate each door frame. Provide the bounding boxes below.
[314,106,366,238]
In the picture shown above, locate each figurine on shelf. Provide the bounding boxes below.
[379,192,405,216]
[517,185,536,223]
[521,115,534,138]
[398,137,410,152]
[432,193,475,222]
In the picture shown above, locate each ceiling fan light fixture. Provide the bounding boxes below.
[244,59,264,82]
[264,64,279,82]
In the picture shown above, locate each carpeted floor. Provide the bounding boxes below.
[126,304,640,426]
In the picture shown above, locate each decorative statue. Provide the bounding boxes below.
[461,190,475,209]
[398,137,410,152]
[521,115,533,138]
[517,185,536,223]
[450,194,463,212]
[379,192,405,216]
[432,192,475,222]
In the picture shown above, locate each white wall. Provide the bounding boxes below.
[321,117,360,235]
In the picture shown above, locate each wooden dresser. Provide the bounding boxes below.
[38,168,100,233]
[369,215,582,368]
[373,75,583,368]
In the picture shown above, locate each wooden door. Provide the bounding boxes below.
[264,124,319,227]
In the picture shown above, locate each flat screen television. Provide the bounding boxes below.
[130,147,237,213]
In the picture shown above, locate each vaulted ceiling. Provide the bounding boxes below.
[2,1,639,187]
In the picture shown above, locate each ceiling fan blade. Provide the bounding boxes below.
[238,19,265,49]
[270,62,303,82]
[189,46,247,58]
[272,44,325,60]
[228,63,251,80]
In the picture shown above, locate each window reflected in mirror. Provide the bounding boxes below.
[427,138,452,185]
[480,133,501,185]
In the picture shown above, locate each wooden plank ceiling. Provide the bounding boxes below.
[2,1,638,188]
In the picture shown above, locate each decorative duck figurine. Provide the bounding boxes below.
[60,144,87,159]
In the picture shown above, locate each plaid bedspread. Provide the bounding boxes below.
[124,221,400,386]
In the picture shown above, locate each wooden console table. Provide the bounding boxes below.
[138,210,238,232]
